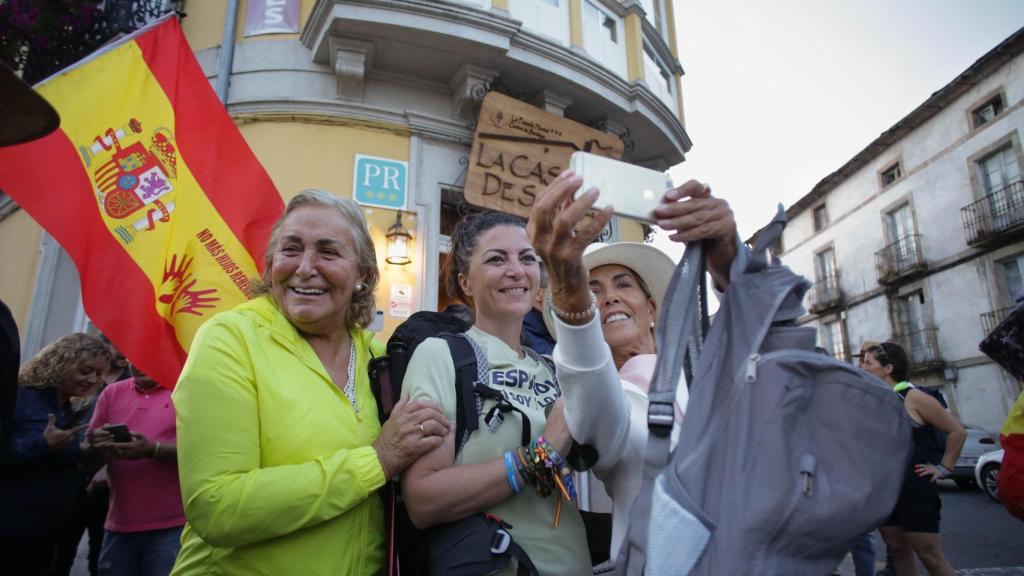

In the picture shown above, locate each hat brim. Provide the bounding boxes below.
[543,242,677,340]
[0,65,60,147]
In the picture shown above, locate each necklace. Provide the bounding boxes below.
[341,338,358,414]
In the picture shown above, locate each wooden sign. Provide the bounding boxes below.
[465,92,624,218]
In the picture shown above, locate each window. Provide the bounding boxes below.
[886,203,914,255]
[581,1,626,75]
[601,13,616,42]
[972,93,1006,128]
[999,254,1024,304]
[880,162,902,188]
[897,290,929,362]
[898,291,926,333]
[815,248,836,282]
[821,320,848,362]
[977,144,1023,230]
[978,145,1021,196]
[813,204,828,231]
[642,43,672,94]
[584,1,615,42]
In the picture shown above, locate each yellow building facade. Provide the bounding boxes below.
[1,0,689,354]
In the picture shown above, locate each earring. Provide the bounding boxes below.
[355,282,365,292]
[650,321,655,329]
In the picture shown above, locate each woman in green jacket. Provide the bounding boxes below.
[172,190,448,575]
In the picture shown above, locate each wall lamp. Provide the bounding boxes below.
[385,211,412,265]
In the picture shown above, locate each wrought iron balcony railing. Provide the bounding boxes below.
[11,1,174,85]
[962,180,1024,245]
[807,274,843,313]
[981,305,1017,335]
[875,234,926,284]
[899,328,944,371]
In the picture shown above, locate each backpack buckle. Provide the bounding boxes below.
[491,529,511,555]
[647,400,674,437]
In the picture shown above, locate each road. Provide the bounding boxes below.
[833,480,1024,575]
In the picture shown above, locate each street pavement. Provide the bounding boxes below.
[833,480,1024,575]
[70,482,1022,575]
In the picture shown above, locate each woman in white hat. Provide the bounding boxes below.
[528,169,740,567]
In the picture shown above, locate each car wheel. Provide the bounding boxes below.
[980,463,1001,502]
[954,477,976,490]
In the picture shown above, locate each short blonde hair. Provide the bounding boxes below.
[19,333,111,390]
[254,189,379,328]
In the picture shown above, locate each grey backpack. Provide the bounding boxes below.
[616,207,912,576]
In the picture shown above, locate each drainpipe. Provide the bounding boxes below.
[216,0,241,104]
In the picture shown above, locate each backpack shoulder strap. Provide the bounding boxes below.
[441,333,481,458]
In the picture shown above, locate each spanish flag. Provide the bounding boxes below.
[0,16,283,389]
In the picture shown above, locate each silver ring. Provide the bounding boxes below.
[419,423,426,435]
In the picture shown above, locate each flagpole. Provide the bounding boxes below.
[30,12,179,90]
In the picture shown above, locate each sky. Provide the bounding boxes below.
[652,0,1024,260]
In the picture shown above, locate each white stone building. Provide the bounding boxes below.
[778,28,1024,431]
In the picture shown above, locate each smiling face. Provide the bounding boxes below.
[458,225,540,326]
[57,356,108,398]
[270,205,361,337]
[589,264,657,355]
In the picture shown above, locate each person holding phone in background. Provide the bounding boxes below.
[0,333,111,575]
[86,364,183,576]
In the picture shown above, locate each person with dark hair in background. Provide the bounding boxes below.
[86,363,184,576]
[0,333,111,575]
[861,342,966,576]
[520,265,555,355]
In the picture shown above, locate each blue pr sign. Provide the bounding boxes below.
[353,154,408,210]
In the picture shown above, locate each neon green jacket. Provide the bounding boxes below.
[171,296,386,575]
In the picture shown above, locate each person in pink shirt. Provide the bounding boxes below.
[86,364,184,576]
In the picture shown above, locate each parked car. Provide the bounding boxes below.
[952,426,1001,489]
[975,449,1004,502]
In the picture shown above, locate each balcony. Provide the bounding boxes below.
[875,234,926,285]
[10,0,173,84]
[807,274,844,313]
[302,0,691,164]
[962,180,1024,245]
[899,328,944,372]
[981,305,1017,335]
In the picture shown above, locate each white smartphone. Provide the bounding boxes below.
[569,151,673,222]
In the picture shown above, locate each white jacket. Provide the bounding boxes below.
[553,314,688,561]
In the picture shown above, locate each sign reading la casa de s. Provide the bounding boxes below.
[465,92,624,218]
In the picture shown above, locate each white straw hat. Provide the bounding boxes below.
[542,242,676,339]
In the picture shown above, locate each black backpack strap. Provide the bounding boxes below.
[474,385,532,447]
[441,333,480,458]
[506,540,540,576]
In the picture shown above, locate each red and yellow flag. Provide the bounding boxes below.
[0,17,283,389]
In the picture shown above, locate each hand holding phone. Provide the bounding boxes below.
[569,151,673,222]
[104,423,132,443]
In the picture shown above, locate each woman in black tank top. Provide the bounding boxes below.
[862,342,966,576]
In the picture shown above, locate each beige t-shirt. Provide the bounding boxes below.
[403,326,591,576]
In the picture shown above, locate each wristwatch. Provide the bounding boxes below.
[935,464,952,478]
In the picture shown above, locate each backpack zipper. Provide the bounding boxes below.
[745,354,761,382]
